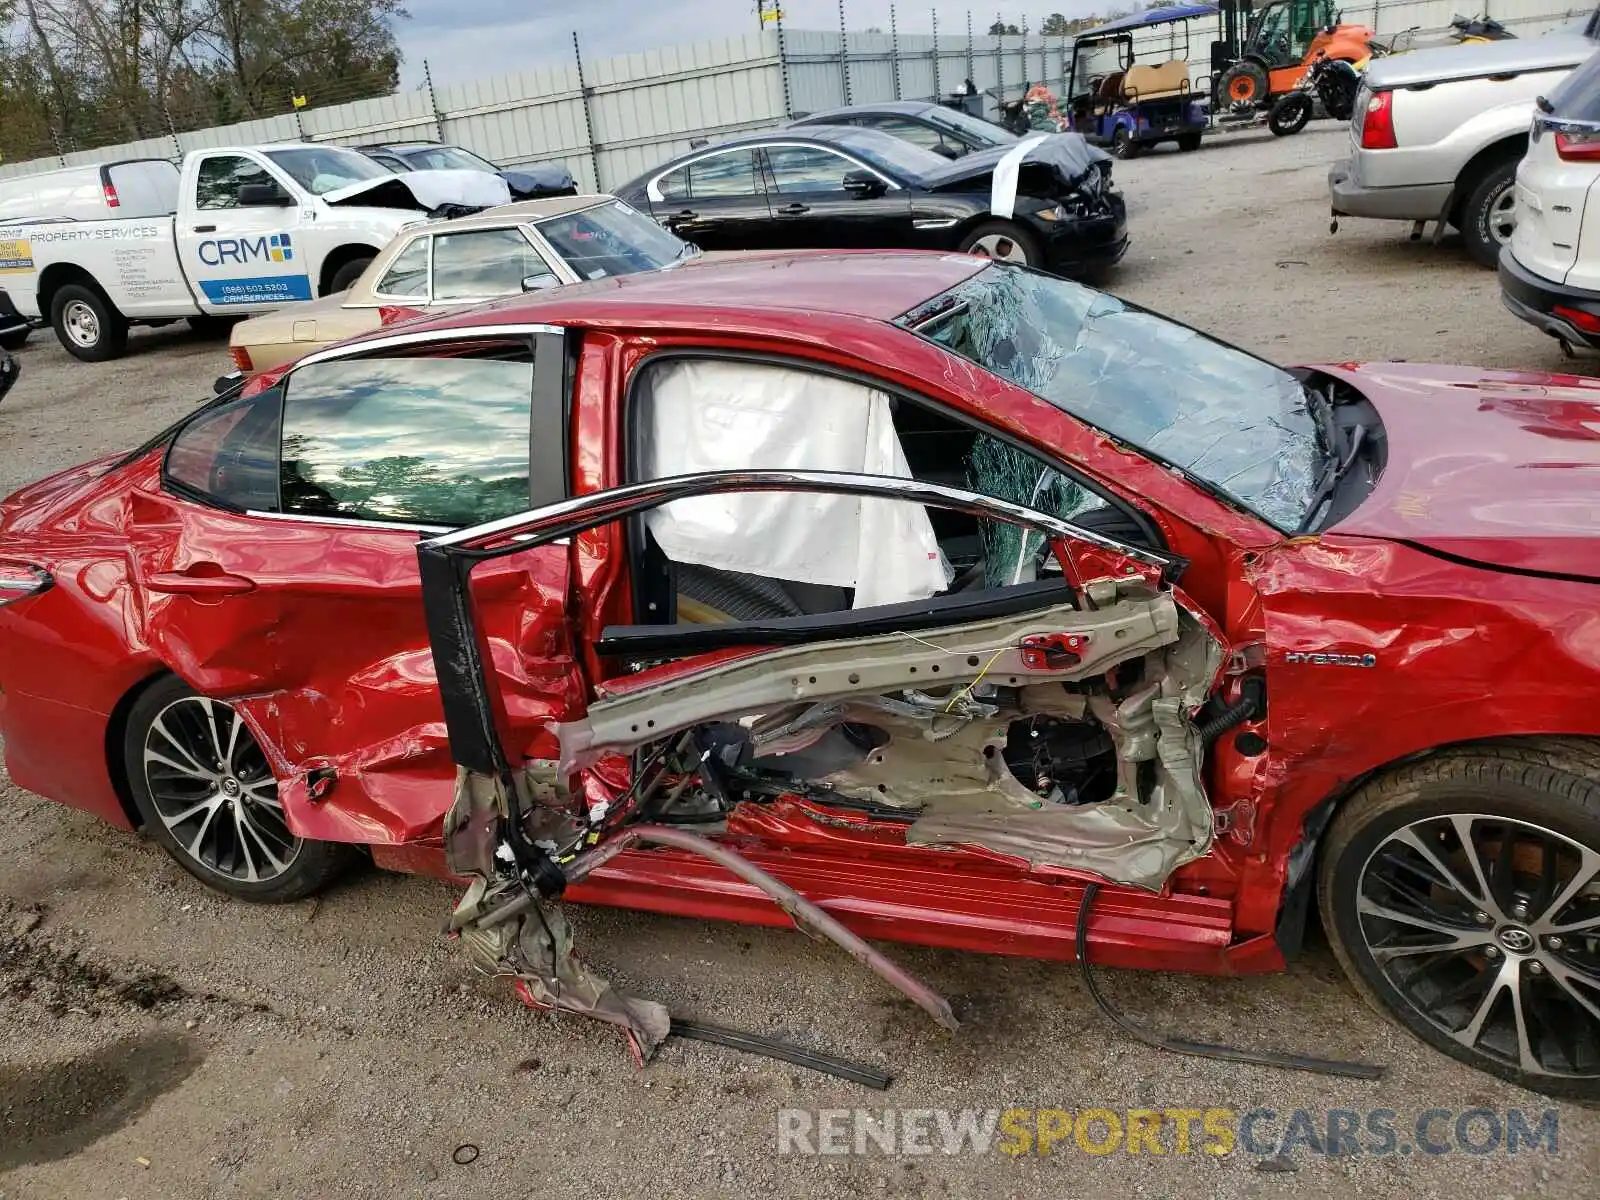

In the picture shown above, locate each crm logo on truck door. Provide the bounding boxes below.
[197,232,311,305]
[198,233,294,266]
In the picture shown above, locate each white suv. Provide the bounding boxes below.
[1501,47,1600,349]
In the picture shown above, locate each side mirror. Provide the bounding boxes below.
[521,273,560,292]
[843,169,887,198]
[237,182,293,207]
[931,144,962,160]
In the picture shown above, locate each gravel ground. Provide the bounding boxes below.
[1,124,1596,1200]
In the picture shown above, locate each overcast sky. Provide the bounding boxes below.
[395,0,1106,87]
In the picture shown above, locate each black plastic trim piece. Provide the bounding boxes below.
[598,578,1078,657]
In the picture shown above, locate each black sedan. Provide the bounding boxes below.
[614,125,1126,278]
[357,140,578,199]
[789,100,1017,159]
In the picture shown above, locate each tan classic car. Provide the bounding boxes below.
[227,194,698,371]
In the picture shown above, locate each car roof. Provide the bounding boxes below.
[796,100,936,121]
[360,141,445,152]
[338,250,986,342]
[620,124,924,192]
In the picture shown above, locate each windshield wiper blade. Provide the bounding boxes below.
[1294,422,1367,536]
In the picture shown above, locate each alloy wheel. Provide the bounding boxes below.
[1489,186,1517,245]
[967,233,1029,264]
[142,696,300,883]
[1357,812,1600,1079]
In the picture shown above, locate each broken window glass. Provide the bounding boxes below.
[899,265,1323,532]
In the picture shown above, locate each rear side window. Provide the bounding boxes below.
[279,356,534,528]
[165,388,284,512]
[375,237,430,298]
[688,150,763,198]
[1548,52,1600,120]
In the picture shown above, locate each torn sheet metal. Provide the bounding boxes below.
[558,587,1222,890]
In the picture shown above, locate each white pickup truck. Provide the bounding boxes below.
[1,142,509,361]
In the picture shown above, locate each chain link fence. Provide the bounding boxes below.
[0,1,1589,188]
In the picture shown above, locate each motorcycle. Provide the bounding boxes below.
[1449,13,1514,42]
[1266,49,1362,136]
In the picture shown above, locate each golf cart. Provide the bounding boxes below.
[1211,0,1375,110]
[1067,5,1217,158]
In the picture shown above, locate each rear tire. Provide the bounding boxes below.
[123,675,355,903]
[1177,132,1203,152]
[50,283,127,362]
[327,256,373,295]
[956,220,1042,268]
[1459,158,1519,268]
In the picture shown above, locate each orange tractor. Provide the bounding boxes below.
[1211,0,1375,110]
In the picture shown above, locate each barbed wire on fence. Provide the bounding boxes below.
[1,2,1591,182]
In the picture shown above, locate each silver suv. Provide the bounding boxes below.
[1329,14,1600,266]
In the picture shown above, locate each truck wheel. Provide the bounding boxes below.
[0,328,28,351]
[1460,158,1519,268]
[327,257,372,295]
[50,284,128,362]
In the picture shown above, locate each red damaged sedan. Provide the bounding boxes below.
[3,253,1600,1096]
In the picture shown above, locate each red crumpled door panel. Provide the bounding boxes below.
[127,487,583,845]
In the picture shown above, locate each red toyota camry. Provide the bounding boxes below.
[2,252,1598,1096]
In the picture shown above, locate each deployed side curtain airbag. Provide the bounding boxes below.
[639,359,949,609]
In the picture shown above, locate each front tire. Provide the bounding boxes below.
[957,221,1041,268]
[1111,127,1141,159]
[1318,740,1600,1099]
[1216,61,1270,110]
[50,283,128,362]
[1460,158,1519,268]
[124,676,354,903]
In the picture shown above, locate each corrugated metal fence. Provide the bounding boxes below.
[0,0,1589,190]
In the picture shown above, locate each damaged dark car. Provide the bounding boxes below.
[614,125,1126,277]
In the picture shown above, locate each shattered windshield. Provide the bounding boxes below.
[899,266,1321,532]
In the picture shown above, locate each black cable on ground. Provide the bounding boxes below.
[1074,881,1385,1081]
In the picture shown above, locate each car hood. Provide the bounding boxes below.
[1323,361,1600,579]
[322,168,512,212]
[1364,26,1595,90]
[914,131,1110,193]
